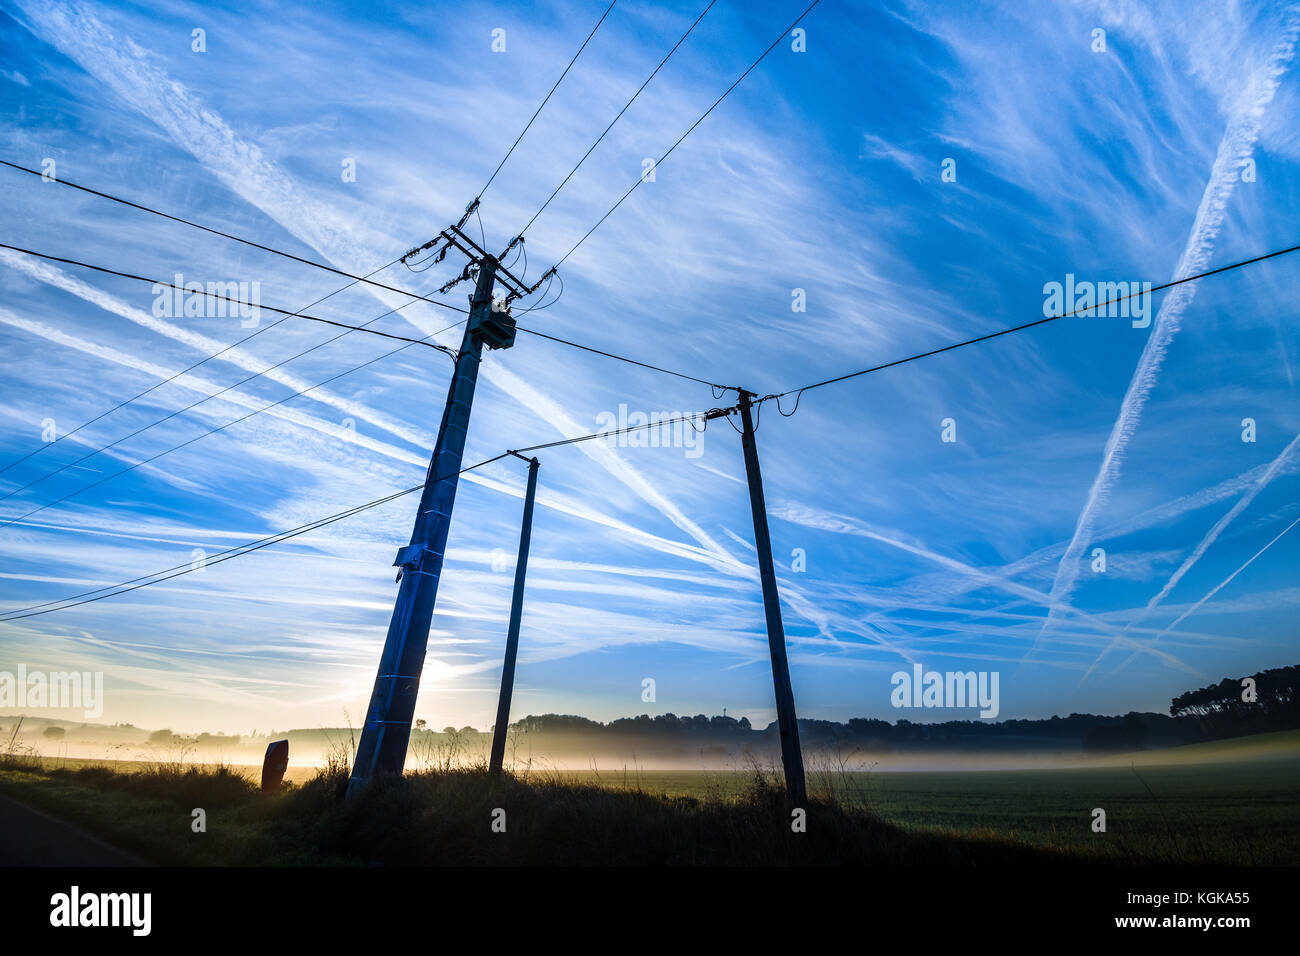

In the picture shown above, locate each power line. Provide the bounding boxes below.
[546,0,822,273]
[477,0,619,200]
[1,245,722,499]
[0,256,404,478]
[761,241,1300,411]
[512,405,731,454]
[0,457,508,623]
[0,310,468,531]
[514,323,724,388]
[0,243,463,507]
[4,161,727,398]
[0,284,463,509]
[0,406,738,621]
[5,229,713,414]
[512,0,717,240]
[0,159,470,314]
[510,268,558,314]
[395,224,728,392]
[0,484,430,618]
[0,243,467,346]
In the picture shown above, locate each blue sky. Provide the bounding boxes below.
[1,0,1297,735]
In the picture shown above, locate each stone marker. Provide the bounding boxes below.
[261,739,289,794]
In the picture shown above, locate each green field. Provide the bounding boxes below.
[546,759,1297,863]
[2,731,1296,865]
[542,731,1300,863]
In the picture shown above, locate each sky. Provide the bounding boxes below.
[0,0,1297,737]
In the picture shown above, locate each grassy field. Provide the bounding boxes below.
[549,731,1300,863]
[1,731,1295,865]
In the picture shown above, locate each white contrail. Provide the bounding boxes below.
[0,250,437,451]
[1141,431,1299,612]
[772,501,1199,673]
[1080,428,1300,680]
[1031,9,1300,657]
[1141,516,1300,649]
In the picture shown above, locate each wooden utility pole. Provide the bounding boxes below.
[489,453,540,774]
[736,389,806,806]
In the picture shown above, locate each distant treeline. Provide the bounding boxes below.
[504,664,1300,753]
[13,665,1293,758]
[508,710,1181,753]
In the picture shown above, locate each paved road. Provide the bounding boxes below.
[0,793,146,866]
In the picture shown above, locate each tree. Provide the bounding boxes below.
[1171,665,1300,738]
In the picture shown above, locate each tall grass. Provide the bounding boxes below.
[0,717,42,772]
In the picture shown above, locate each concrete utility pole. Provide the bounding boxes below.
[736,389,806,807]
[348,253,513,796]
[489,452,540,774]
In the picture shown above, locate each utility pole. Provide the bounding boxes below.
[349,217,540,796]
[489,452,540,774]
[735,389,806,807]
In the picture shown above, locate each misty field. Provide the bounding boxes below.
[555,731,1300,862]
[1,731,1295,865]
[557,761,1300,863]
